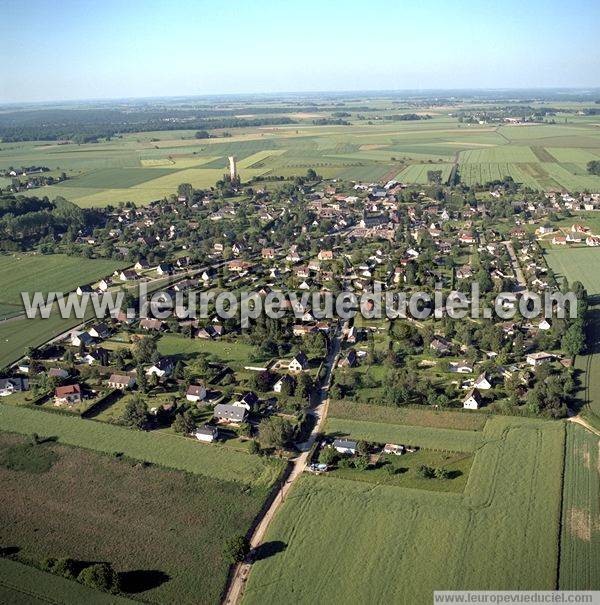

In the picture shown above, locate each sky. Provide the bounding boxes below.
[1,0,599,103]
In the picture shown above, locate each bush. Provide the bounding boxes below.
[416,464,435,479]
[77,562,120,593]
[223,535,250,564]
[52,557,78,579]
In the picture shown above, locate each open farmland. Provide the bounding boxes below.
[4,109,600,208]
[0,253,125,319]
[544,247,600,296]
[0,432,274,604]
[243,417,565,604]
[558,423,600,589]
[0,404,282,487]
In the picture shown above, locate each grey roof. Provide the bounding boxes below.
[213,404,247,422]
[333,438,358,450]
[195,425,217,436]
[0,377,29,391]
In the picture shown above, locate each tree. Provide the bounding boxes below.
[133,336,157,364]
[353,454,369,471]
[77,563,119,593]
[318,446,339,465]
[297,373,313,399]
[257,416,293,449]
[51,557,78,579]
[136,366,148,393]
[223,535,250,564]
[562,323,585,357]
[172,410,196,434]
[122,395,149,429]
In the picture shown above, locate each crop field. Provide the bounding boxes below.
[4,111,600,207]
[0,432,273,604]
[243,417,565,604]
[558,423,600,589]
[0,253,125,319]
[544,247,600,295]
[0,404,282,487]
[396,162,453,184]
[328,400,488,431]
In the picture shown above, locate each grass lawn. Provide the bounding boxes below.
[157,333,259,368]
[243,416,565,604]
[0,432,273,604]
[558,423,600,590]
[0,404,282,488]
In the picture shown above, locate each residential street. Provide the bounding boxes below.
[223,320,344,605]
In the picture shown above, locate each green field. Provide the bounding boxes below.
[0,253,125,319]
[243,416,565,604]
[4,113,600,208]
[0,312,87,370]
[0,432,273,604]
[0,404,281,487]
[544,247,600,296]
[558,423,600,589]
[328,400,488,431]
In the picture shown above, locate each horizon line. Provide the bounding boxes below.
[2,85,600,107]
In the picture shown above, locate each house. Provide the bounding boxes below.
[473,372,492,390]
[430,337,451,355]
[139,318,164,331]
[76,284,93,296]
[450,361,474,374]
[317,250,334,261]
[463,388,483,410]
[107,374,135,390]
[71,331,94,347]
[228,259,252,273]
[288,351,309,373]
[526,352,555,366]
[194,425,218,443]
[186,383,207,403]
[48,367,69,379]
[552,236,567,246]
[261,248,276,259]
[238,391,259,411]
[145,358,174,379]
[0,377,29,396]
[119,269,138,281]
[98,279,111,292]
[156,263,173,276]
[273,374,295,393]
[213,403,247,424]
[134,259,150,271]
[338,349,358,368]
[383,443,405,456]
[88,322,111,339]
[54,384,81,406]
[332,439,358,455]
